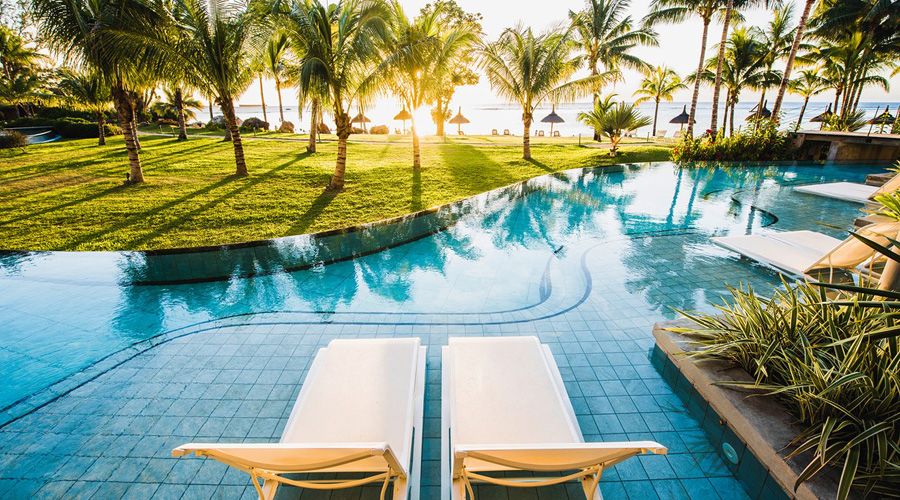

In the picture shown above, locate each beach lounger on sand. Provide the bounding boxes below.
[794,173,900,204]
[173,338,427,500]
[441,337,666,500]
[711,222,900,279]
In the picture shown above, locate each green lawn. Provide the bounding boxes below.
[0,133,671,251]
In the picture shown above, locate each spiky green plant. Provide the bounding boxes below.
[672,229,900,498]
[578,99,650,155]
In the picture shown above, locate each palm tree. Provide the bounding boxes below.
[708,0,743,137]
[157,0,264,177]
[578,99,651,155]
[769,0,815,120]
[752,6,794,118]
[569,0,657,106]
[264,32,291,125]
[0,26,47,118]
[55,69,113,145]
[150,87,201,138]
[788,68,827,131]
[369,2,477,168]
[30,0,162,183]
[689,26,766,135]
[282,0,391,190]
[479,25,605,160]
[644,0,720,137]
[633,66,685,136]
[419,0,482,138]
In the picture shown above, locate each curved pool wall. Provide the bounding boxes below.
[2,127,62,144]
[0,161,888,499]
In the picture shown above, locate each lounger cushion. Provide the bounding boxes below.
[281,338,420,469]
[794,182,877,204]
[712,231,842,276]
[447,337,580,446]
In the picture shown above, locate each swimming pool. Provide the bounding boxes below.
[0,161,886,498]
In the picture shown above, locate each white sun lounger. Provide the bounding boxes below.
[441,337,666,500]
[173,338,427,500]
[711,222,900,279]
[794,173,900,204]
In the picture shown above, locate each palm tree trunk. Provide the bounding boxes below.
[435,97,445,137]
[722,89,730,132]
[771,0,814,121]
[652,99,660,137]
[687,17,711,137]
[523,112,532,160]
[729,99,737,137]
[331,107,350,190]
[307,97,319,153]
[795,95,810,131]
[112,85,144,183]
[97,112,106,146]
[411,114,421,169]
[710,0,733,138]
[276,80,284,124]
[175,87,187,141]
[208,99,214,121]
[221,97,248,177]
[259,75,267,124]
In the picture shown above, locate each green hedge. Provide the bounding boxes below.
[671,122,796,163]
[4,117,121,139]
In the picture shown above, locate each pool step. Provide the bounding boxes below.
[865,172,893,186]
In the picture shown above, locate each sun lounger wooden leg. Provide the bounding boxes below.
[393,477,409,500]
[580,469,602,499]
[260,479,278,500]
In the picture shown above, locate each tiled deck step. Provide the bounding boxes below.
[866,172,893,186]
[854,213,894,228]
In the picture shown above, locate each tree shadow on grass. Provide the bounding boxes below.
[438,143,513,194]
[411,167,422,212]
[0,183,131,228]
[286,187,340,236]
[526,157,555,173]
[64,153,312,250]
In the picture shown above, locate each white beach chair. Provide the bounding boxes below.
[711,222,900,280]
[441,336,666,500]
[173,338,427,500]
[655,129,667,139]
[793,173,900,204]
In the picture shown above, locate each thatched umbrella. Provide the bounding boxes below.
[868,106,895,134]
[669,105,691,130]
[810,104,833,130]
[541,105,565,137]
[352,111,370,132]
[749,100,771,121]
[393,108,412,134]
[449,107,470,135]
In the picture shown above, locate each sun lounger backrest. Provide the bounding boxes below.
[281,339,420,470]
[807,222,900,272]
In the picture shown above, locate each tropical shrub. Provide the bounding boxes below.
[671,122,796,162]
[0,131,28,149]
[4,117,120,139]
[370,125,388,135]
[671,231,900,498]
[278,121,294,133]
[240,117,269,132]
[578,98,651,156]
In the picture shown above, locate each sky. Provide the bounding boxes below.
[240,0,900,108]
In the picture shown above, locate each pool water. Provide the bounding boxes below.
[0,161,886,499]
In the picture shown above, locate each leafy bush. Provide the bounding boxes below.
[370,124,389,134]
[672,121,796,162]
[672,233,900,498]
[240,117,269,132]
[278,121,295,133]
[0,131,28,149]
[3,117,120,139]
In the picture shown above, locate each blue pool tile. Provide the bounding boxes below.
[651,479,690,499]
[621,479,659,499]
[679,478,720,499]
[708,476,752,500]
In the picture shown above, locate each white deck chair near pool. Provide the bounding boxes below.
[793,172,900,204]
[173,338,427,500]
[711,222,900,280]
[441,336,666,500]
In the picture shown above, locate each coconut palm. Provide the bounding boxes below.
[568,0,657,105]
[150,87,201,138]
[419,0,482,138]
[752,6,794,119]
[578,99,651,155]
[264,32,291,125]
[689,26,767,135]
[281,0,391,190]
[788,68,827,131]
[368,2,477,168]
[633,66,685,136]
[479,25,606,160]
[0,26,45,91]
[30,0,163,183]
[644,0,721,137]
[708,0,752,136]
[155,0,265,177]
[55,68,113,145]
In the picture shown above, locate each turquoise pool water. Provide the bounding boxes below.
[0,161,886,499]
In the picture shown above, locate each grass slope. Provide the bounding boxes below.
[0,134,670,251]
